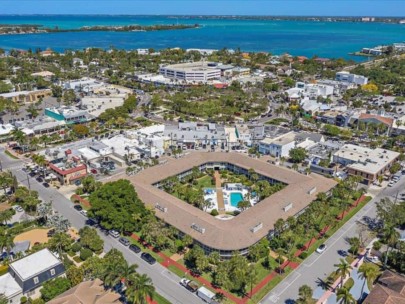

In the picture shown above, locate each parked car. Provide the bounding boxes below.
[42,182,50,188]
[129,244,141,254]
[13,205,23,212]
[141,252,156,265]
[74,204,83,211]
[123,231,132,236]
[109,230,120,238]
[36,177,43,183]
[47,229,56,237]
[119,237,130,246]
[74,180,82,186]
[388,181,395,187]
[80,210,88,217]
[316,244,327,254]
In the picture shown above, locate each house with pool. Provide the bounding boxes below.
[127,152,337,258]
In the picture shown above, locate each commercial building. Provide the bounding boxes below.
[0,249,65,303]
[126,152,336,257]
[48,158,88,185]
[333,144,400,185]
[159,62,221,83]
[258,132,296,157]
[335,71,368,85]
[45,106,93,124]
[0,89,52,103]
[15,117,66,136]
[164,122,227,149]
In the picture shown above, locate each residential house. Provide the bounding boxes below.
[48,279,120,304]
[0,249,65,303]
[364,270,405,304]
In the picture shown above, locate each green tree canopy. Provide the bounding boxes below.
[88,180,148,232]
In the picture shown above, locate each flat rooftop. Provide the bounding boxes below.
[126,152,337,251]
[10,249,61,280]
[335,144,400,175]
[161,62,220,72]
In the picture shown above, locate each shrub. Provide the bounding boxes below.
[373,241,382,251]
[299,252,308,259]
[71,242,82,253]
[79,248,93,261]
[210,209,219,216]
[20,296,27,303]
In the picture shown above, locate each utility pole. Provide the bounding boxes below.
[26,173,31,190]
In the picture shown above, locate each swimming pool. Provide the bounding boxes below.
[230,192,244,207]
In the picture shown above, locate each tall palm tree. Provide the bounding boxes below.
[103,259,127,288]
[336,287,356,304]
[358,263,380,300]
[382,226,400,269]
[120,263,139,287]
[334,259,353,288]
[125,273,155,304]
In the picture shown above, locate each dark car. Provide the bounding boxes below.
[141,252,156,265]
[42,182,50,188]
[123,231,132,237]
[29,172,36,177]
[129,244,141,254]
[73,204,83,211]
[119,237,130,246]
[86,218,98,227]
[47,229,56,237]
[36,177,43,183]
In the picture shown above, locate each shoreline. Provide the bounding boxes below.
[0,23,199,35]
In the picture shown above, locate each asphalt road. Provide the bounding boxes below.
[261,177,405,304]
[0,147,202,304]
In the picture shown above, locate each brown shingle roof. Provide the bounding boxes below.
[364,284,405,304]
[47,279,120,304]
[359,113,394,127]
[378,270,405,295]
[127,152,337,251]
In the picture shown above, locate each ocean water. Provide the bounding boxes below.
[0,15,405,59]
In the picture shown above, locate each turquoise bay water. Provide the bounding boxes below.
[1,15,405,59]
[230,192,244,207]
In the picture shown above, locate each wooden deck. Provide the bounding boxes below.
[214,171,225,214]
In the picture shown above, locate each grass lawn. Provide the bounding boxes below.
[265,118,289,125]
[5,150,18,159]
[344,278,354,291]
[152,292,172,304]
[249,267,293,304]
[195,175,214,188]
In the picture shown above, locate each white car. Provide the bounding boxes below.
[388,182,395,187]
[316,244,327,253]
[80,210,88,217]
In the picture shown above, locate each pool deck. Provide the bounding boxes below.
[214,171,226,214]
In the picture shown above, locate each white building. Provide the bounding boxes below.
[335,71,368,85]
[258,132,296,158]
[159,62,221,83]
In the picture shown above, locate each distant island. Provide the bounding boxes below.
[167,15,405,24]
[0,23,199,35]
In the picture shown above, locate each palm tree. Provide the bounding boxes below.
[382,226,400,269]
[125,273,155,304]
[103,259,126,288]
[0,230,14,260]
[120,263,139,287]
[297,284,315,304]
[336,287,356,304]
[358,263,380,300]
[334,259,353,288]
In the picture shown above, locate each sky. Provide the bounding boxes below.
[1,0,405,16]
